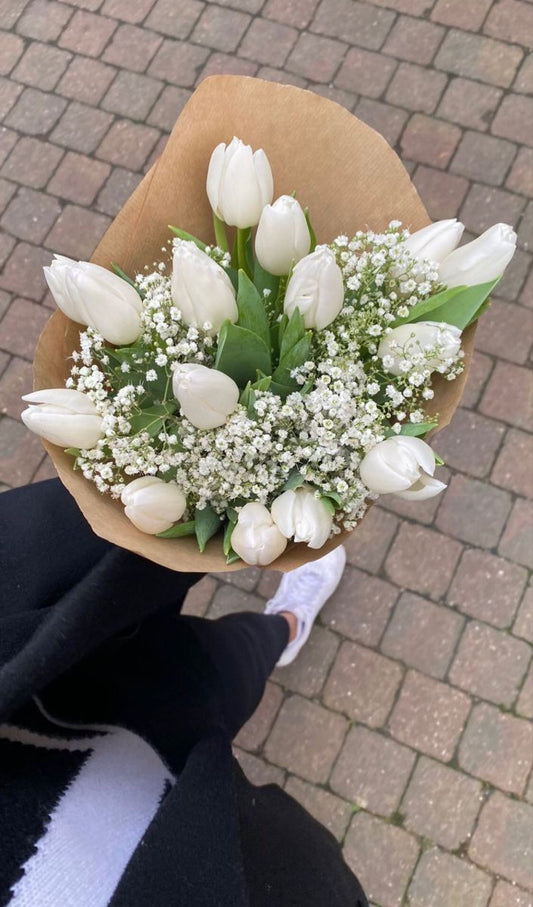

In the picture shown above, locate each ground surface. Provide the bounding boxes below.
[0,1,532,904]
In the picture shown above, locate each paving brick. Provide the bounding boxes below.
[59,0,103,10]
[45,204,110,259]
[484,0,533,47]
[5,87,67,136]
[517,666,533,719]
[0,129,17,169]
[96,167,141,216]
[323,640,402,727]
[191,5,250,53]
[31,454,57,484]
[16,0,73,42]
[284,775,352,841]
[449,548,527,628]
[181,574,217,617]
[207,585,263,620]
[0,297,50,360]
[0,415,48,486]
[309,83,357,109]
[433,407,506,478]
[57,57,116,106]
[0,78,23,121]
[384,16,445,64]
[148,38,209,86]
[515,53,533,94]
[143,132,167,171]
[235,681,283,752]
[312,0,395,49]
[489,881,533,907]
[199,53,257,82]
[240,18,298,69]
[492,429,533,499]
[59,10,117,56]
[386,62,446,114]
[368,0,433,12]
[514,582,533,643]
[102,70,163,120]
[1,138,64,190]
[493,95,533,148]
[431,0,493,30]
[0,0,28,30]
[264,0,320,29]
[0,235,16,270]
[401,114,461,169]
[330,725,415,815]
[13,42,72,91]
[436,474,512,548]
[477,299,533,365]
[385,523,462,599]
[402,756,483,849]
[500,499,533,569]
[412,166,467,221]
[461,351,493,409]
[408,848,493,907]
[0,31,24,75]
[146,85,190,131]
[343,812,419,907]
[273,625,338,696]
[470,791,533,889]
[101,0,156,22]
[264,694,347,783]
[344,505,398,574]
[0,242,50,301]
[498,248,531,303]
[451,622,531,708]
[0,291,12,322]
[145,0,203,39]
[0,355,34,419]
[51,102,113,154]
[480,361,533,432]
[47,151,110,205]
[233,748,285,786]
[2,188,61,244]
[381,592,464,678]
[355,98,408,146]
[452,131,517,187]
[96,119,159,169]
[321,565,398,645]
[213,568,261,593]
[438,77,502,132]
[102,23,162,71]
[518,202,533,252]
[336,47,396,98]
[389,670,471,761]
[215,0,263,10]
[435,30,523,87]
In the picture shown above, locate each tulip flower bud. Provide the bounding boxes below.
[21,388,104,449]
[121,476,186,535]
[401,219,465,264]
[271,485,333,549]
[378,321,462,376]
[255,195,311,276]
[439,223,517,288]
[284,246,344,330]
[231,502,288,566]
[360,436,446,500]
[172,363,239,430]
[44,256,143,346]
[171,241,238,335]
[206,136,274,228]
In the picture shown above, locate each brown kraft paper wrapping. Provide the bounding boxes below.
[32,75,476,573]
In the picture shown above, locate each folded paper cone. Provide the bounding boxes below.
[33,75,476,572]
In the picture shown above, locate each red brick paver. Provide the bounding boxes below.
[0,1,532,904]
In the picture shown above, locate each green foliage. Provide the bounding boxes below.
[392,279,499,331]
[384,421,438,438]
[304,207,317,253]
[282,470,306,491]
[111,263,145,298]
[128,402,178,438]
[157,520,196,539]
[195,503,223,552]
[236,270,271,347]
[214,320,271,387]
[168,225,206,251]
[271,308,312,398]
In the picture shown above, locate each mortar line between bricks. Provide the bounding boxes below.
[308,0,398,53]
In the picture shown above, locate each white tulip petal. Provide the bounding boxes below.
[360,436,437,495]
[205,137,274,228]
[396,475,447,501]
[22,388,99,414]
[231,502,287,566]
[439,223,517,288]
[403,219,464,263]
[21,407,103,449]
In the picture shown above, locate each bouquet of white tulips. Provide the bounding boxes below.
[25,77,516,571]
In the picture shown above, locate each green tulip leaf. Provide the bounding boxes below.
[236,269,271,347]
[392,279,500,330]
[282,470,306,491]
[195,504,223,553]
[129,402,178,438]
[273,334,312,393]
[226,550,242,565]
[320,496,337,515]
[304,207,317,253]
[168,225,206,251]
[215,320,271,387]
[111,263,144,298]
[157,520,196,539]
[253,259,280,301]
[279,307,306,361]
[223,513,237,557]
[384,421,439,438]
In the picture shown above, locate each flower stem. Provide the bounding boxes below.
[237,227,252,278]
[213,214,228,252]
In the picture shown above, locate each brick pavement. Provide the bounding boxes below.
[0,0,532,903]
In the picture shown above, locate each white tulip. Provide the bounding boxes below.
[231,502,287,566]
[400,219,465,265]
[284,246,344,330]
[172,363,239,430]
[255,195,311,276]
[378,321,462,376]
[271,486,333,549]
[171,240,238,335]
[206,136,274,228]
[121,476,186,535]
[439,223,517,288]
[21,388,104,449]
[44,256,143,346]
[360,436,446,500]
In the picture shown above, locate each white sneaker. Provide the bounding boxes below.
[264,545,346,667]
